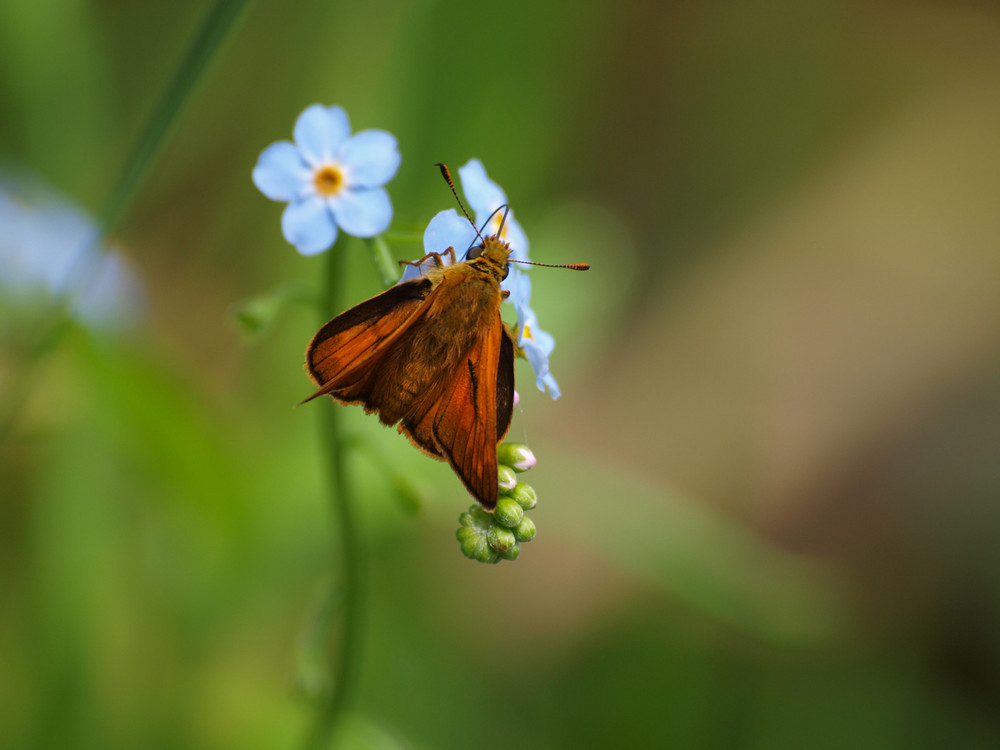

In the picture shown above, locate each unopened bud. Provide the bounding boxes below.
[493,496,524,528]
[497,443,536,472]
[510,482,537,510]
[457,526,488,560]
[497,465,517,493]
[513,516,536,543]
[501,542,521,561]
[486,525,516,554]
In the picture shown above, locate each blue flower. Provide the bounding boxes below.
[398,209,469,282]
[252,104,400,256]
[457,159,530,266]
[509,274,560,399]
[0,176,143,330]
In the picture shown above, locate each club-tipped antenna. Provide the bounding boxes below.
[435,163,486,243]
[508,259,591,271]
[434,164,589,270]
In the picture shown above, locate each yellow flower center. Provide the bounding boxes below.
[490,213,508,238]
[522,322,534,341]
[314,165,344,196]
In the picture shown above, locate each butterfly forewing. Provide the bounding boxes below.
[304,278,434,405]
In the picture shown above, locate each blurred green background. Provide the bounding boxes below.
[3,0,1000,747]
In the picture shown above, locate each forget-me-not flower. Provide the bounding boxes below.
[0,177,143,330]
[458,159,530,265]
[509,273,560,398]
[252,104,400,256]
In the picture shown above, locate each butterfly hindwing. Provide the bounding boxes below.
[495,327,515,443]
[427,311,506,509]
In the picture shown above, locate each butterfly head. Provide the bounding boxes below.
[465,235,511,283]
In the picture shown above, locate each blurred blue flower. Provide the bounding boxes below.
[252,104,400,256]
[0,177,143,330]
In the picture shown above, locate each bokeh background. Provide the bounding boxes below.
[3,0,1000,747]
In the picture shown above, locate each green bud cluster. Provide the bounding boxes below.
[456,443,539,564]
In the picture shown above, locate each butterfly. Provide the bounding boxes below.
[300,164,587,509]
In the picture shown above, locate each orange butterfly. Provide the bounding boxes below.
[301,164,587,509]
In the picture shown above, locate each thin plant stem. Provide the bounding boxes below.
[97,0,251,234]
[305,245,366,749]
[0,0,252,446]
[364,235,400,288]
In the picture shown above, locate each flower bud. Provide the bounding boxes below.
[478,545,502,564]
[497,443,536,472]
[497,465,517,493]
[466,504,493,531]
[513,516,536,543]
[501,542,521,561]
[493,496,524,528]
[457,526,487,559]
[510,482,537,510]
[486,525,516,554]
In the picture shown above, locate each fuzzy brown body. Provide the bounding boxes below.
[303,237,516,509]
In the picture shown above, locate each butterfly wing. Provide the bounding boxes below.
[304,268,516,509]
[495,326,515,443]
[303,277,435,407]
[397,311,514,509]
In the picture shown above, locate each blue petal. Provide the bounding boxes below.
[0,177,146,329]
[76,251,144,327]
[423,209,478,257]
[293,104,351,168]
[459,159,507,219]
[527,326,555,357]
[341,130,400,188]
[282,196,337,255]
[329,187,392,238]
[398,262,424,283]
[500,212,530,262]
[252,141,311,201]
[500,262,522,296]
[510,275,560,398]
[399,247,455,283]
[523,336,560,398]
[509,272,532,318]
[541,372,561,399]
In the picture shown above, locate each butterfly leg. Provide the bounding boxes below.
[398,246,458,272]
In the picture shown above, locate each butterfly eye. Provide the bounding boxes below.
[500,263,509,281]
[466,245,484,260]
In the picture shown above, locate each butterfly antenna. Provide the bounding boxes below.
[477,204,509,238]
[435,163,482,234]
[496,205,510,236]
[509,259,591,271]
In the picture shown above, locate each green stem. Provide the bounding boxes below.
[364,234,400,288]
[0,0,252,447]
[382,230,423,244]
[306,246,366,749]
[97,0,252,233]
